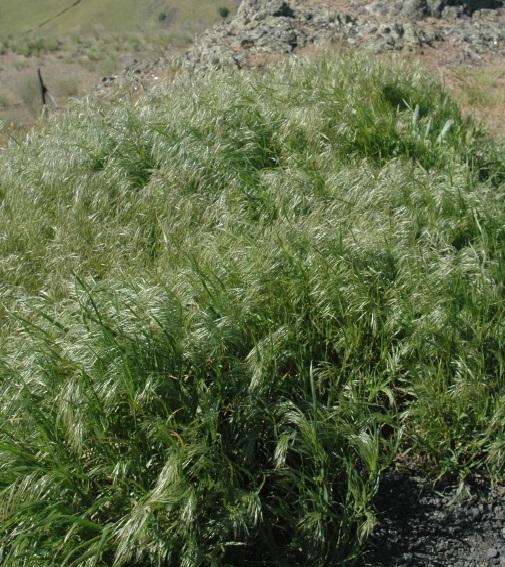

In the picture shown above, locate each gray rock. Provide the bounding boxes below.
[488,548,500,559]
[237,0,297,20]
[367,0,431,19]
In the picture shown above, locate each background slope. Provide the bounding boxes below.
[0,0,238,36]
[0,0,238,136]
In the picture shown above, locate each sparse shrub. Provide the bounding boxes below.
[219,6,231,18]
[54,76,80,98]
[17,73,41,114]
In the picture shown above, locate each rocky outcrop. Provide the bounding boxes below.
[182,1,363,73]
[368,0,503,19]
[97,1,505,92]
[181,0,505,73]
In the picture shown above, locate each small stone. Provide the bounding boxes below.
[487,548,500,560]
[470,507,482,522]
[495,507,505,521]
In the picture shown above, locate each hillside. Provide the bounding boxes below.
[0,0,238,136]
[0,0,238,36]
[0,1,504,566]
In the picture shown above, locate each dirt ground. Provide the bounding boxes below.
[361,469,505,566]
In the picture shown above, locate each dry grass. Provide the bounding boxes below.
[397,46,505,140]
[436,64,505,140]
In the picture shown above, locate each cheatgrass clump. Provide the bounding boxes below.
[0,52,504,565]
[1,281,394,566]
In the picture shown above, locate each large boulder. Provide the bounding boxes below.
[237,0,296,21]
[367,0,430,19]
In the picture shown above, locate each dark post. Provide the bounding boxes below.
[37,68,48,107]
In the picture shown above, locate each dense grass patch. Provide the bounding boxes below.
[0,54,504,565]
